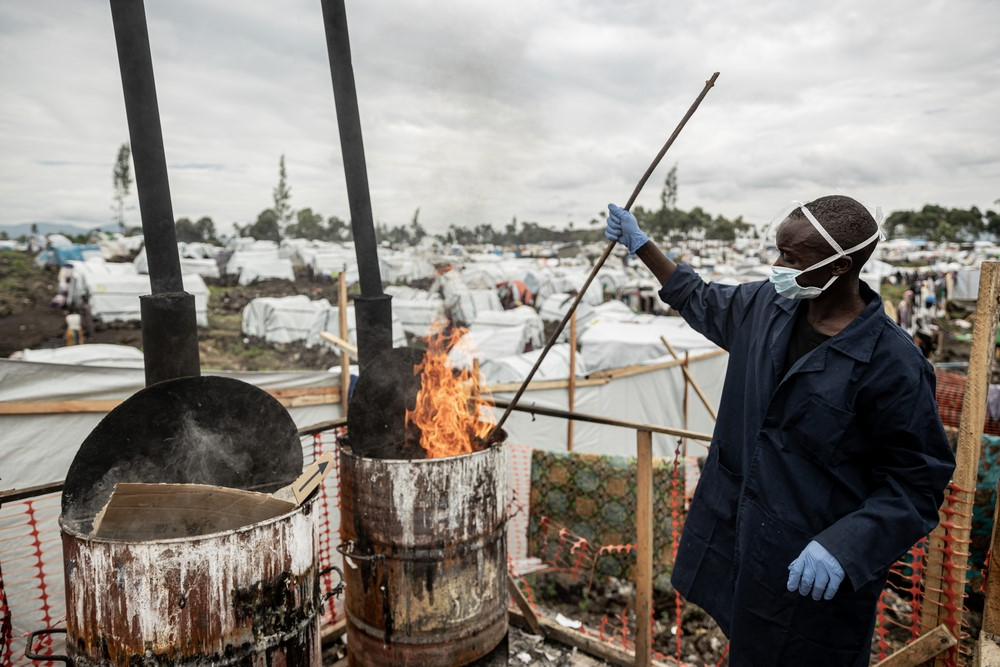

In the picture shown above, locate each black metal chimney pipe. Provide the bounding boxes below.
[319,0,393,370]
[110,0,200,385]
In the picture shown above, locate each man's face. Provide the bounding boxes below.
[773,215,838,287]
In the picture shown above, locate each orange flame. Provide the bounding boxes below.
[405,322,494,458]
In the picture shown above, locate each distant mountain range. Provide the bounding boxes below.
[0,222,113,238]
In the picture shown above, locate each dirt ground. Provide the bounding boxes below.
[0,249,349,370]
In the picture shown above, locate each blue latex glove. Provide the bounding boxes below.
[787,540,845,601]
[605,203,649,256]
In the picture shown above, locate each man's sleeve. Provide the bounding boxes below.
[657,264,760,351]
[815,366,956,590]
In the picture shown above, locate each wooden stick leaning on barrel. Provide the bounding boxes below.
[488,71,720,441]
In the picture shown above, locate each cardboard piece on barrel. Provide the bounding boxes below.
[92,452,336,540]
[271,451,336,505]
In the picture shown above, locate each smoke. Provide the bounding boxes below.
[162,412,255,484]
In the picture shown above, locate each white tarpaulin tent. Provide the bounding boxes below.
[953,266,981,301]
[305,304,407,351]
[242,295,334,344]
[65,258,139,308]
[16,344,145,368]
[448,306,545,368]
[479,343,586,384]
[384,285,445,337]
[241,296,407,350]
[133,245,221,279]
[486,348,727,461]
[226,242,295,284]
[0,360,343,489]
[70,265,209,326]
[579,315,717,374]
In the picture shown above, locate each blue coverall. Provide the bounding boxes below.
[660,265,956,666]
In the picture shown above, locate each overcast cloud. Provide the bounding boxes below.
[1,0,998,237]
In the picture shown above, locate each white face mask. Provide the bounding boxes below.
[765,201,884,301]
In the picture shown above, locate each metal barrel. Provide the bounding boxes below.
[340,445,508,666]
[59,497,321,666]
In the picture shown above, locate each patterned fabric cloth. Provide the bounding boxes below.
[528,448,683,579]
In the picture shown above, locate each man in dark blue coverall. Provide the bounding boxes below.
[605,195,955,666]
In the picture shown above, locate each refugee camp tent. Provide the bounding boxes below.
[15,344,145,368]
[0,359,342,489]
[242,295,334,344]
[485,343,727,461]
[241,295,408,351]
[134,244,222,279]
[384,285,445,337]
[954,266,982,302]
[478,343,586,384]
[34,243,102,269]
[380,251,437,284]
[448,306,545,368]
[305,304,407,351]
[579,315,717,374]
[225,241,295,284]
[67,262,209,326]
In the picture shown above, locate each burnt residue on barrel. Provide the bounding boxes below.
[60,497,322,666]
[233,570,318,637]
[340,443,508,666]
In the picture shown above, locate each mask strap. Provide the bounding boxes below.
[796,202,845,255]
[799,227,884,273]
[759,201,802,252]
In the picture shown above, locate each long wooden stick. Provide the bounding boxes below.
[488,71,720,440]
[567,310,577,451]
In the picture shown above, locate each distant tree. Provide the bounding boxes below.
[272,155,293,232]
[328,215,352,241]
[285,208,326,240]
[175,217,199,243]
[985,209,1000,239]
[112,143,133,233]
[885,205,989,243]
[175,216,218,244]
[410,208,427,245]
[0,231,8,241]
[238,209,281,242]
[661,164,678,211]
[195,216,218,244]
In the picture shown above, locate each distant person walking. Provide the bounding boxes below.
[897,289,915,332]
[605,194,954,666]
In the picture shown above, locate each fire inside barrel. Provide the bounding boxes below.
[341,324,508,666]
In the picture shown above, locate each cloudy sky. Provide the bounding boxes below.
[2,0,998,238]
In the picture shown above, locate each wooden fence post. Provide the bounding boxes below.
[636,429,653,667]
[921,262,1000,666]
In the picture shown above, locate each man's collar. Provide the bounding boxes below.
[771,280,884,363]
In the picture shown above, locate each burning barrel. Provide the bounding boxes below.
[341,342,508,665]
[339,444,507,666]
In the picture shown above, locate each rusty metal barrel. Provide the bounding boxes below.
[339,444,507,666]
[59,492,322,666]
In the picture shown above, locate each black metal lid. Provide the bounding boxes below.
[61,375,302,524]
